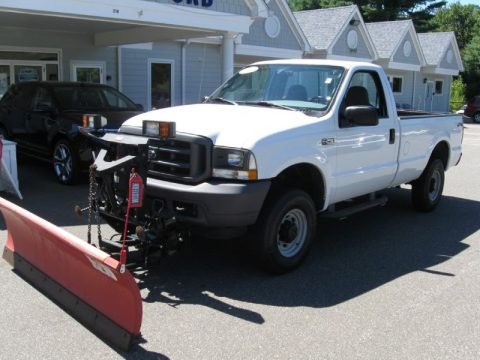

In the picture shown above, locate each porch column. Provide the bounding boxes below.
[222,32,235,82]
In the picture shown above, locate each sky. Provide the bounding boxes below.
[451,0,480,4]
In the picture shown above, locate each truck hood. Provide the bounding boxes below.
[120,104,318,149]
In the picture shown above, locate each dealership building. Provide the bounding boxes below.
[0,0,463,112]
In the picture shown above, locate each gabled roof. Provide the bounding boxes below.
[294,5,377,60]
[239,0,310,55]
[418,32,464,73]
[366,20,425,70]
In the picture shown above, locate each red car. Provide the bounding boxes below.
[464,96,480,122]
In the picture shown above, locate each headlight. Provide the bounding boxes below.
[213,147,258,180]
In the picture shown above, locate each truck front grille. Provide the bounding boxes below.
[146,134,211,183]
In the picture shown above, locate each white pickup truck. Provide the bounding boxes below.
[90,59,463,273]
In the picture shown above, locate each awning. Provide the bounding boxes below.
[0,0,253,46]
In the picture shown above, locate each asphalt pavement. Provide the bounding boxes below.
[1,122,479,359]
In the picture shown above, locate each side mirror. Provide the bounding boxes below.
[344,106,379,126]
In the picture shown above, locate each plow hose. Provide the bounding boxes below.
[0,197,142,351]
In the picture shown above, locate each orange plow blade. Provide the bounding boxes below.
[0,197,142,351]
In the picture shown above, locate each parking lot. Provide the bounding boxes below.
[1,122,479,360]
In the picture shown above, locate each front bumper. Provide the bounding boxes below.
[146,178,271,227]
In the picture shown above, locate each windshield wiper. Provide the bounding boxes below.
[243,101,296,111]
[206,97,237,105]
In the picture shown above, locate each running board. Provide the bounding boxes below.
[320,194,388,219]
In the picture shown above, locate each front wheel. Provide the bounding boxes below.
[53,139,79,185]
[253,189,316,274]
[411,159,445,212]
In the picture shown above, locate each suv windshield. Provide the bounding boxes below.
[53,86,137,111]
[209,64,344,112]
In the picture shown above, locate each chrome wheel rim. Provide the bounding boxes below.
[53,143,72,182]
[277,209,308,258]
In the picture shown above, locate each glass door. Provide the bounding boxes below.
[0,64,11,99]
[149,61,172,110]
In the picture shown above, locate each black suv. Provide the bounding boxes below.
[0,82,143,184]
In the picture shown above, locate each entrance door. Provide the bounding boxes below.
[425,82,434,112]
[149,60,173,110]
[0,64,11,99]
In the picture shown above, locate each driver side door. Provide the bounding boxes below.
[331,70,399,203]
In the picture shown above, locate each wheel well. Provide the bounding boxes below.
[50,134,67,151]
[269,163,325,211]
[430,141,449,168]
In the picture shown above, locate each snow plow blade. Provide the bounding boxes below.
[0,197,142,351]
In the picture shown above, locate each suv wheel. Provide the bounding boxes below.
[53,139,78,185]
[473,112,480,123]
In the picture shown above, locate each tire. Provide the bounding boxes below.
[53,139,79,185]
[253,189,316,274]
[411,159,445,212]
[473,112,480,123]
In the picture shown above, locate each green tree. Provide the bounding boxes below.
[429,3,480,98]
[288,0,445,30]
[288,0,351,11]
[450,76,466,111]
[430,2,480,50]
[462,34,480,98]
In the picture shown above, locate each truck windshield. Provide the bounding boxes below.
[209,64,344,113]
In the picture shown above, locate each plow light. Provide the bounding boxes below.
[143,120,176,139]
[82,114,107,129]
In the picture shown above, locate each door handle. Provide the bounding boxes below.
[389,129,395,144]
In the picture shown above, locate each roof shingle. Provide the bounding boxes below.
[294,5,356,50]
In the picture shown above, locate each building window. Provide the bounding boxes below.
[391,77,403,93]
[71,62,104,84]
[0,47,61,98]
[435,80,443,95]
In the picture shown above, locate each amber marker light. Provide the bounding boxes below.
[82,114,88,128]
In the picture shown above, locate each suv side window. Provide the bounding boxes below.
[32,87,53,111]
[13,85,35,110]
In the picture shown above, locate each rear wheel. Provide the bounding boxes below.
[53,139,78,185]
[411,159,445,212]
[473,112,480,123]
[253,189,316,274]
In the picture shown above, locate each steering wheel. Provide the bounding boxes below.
[309,96,327,104]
